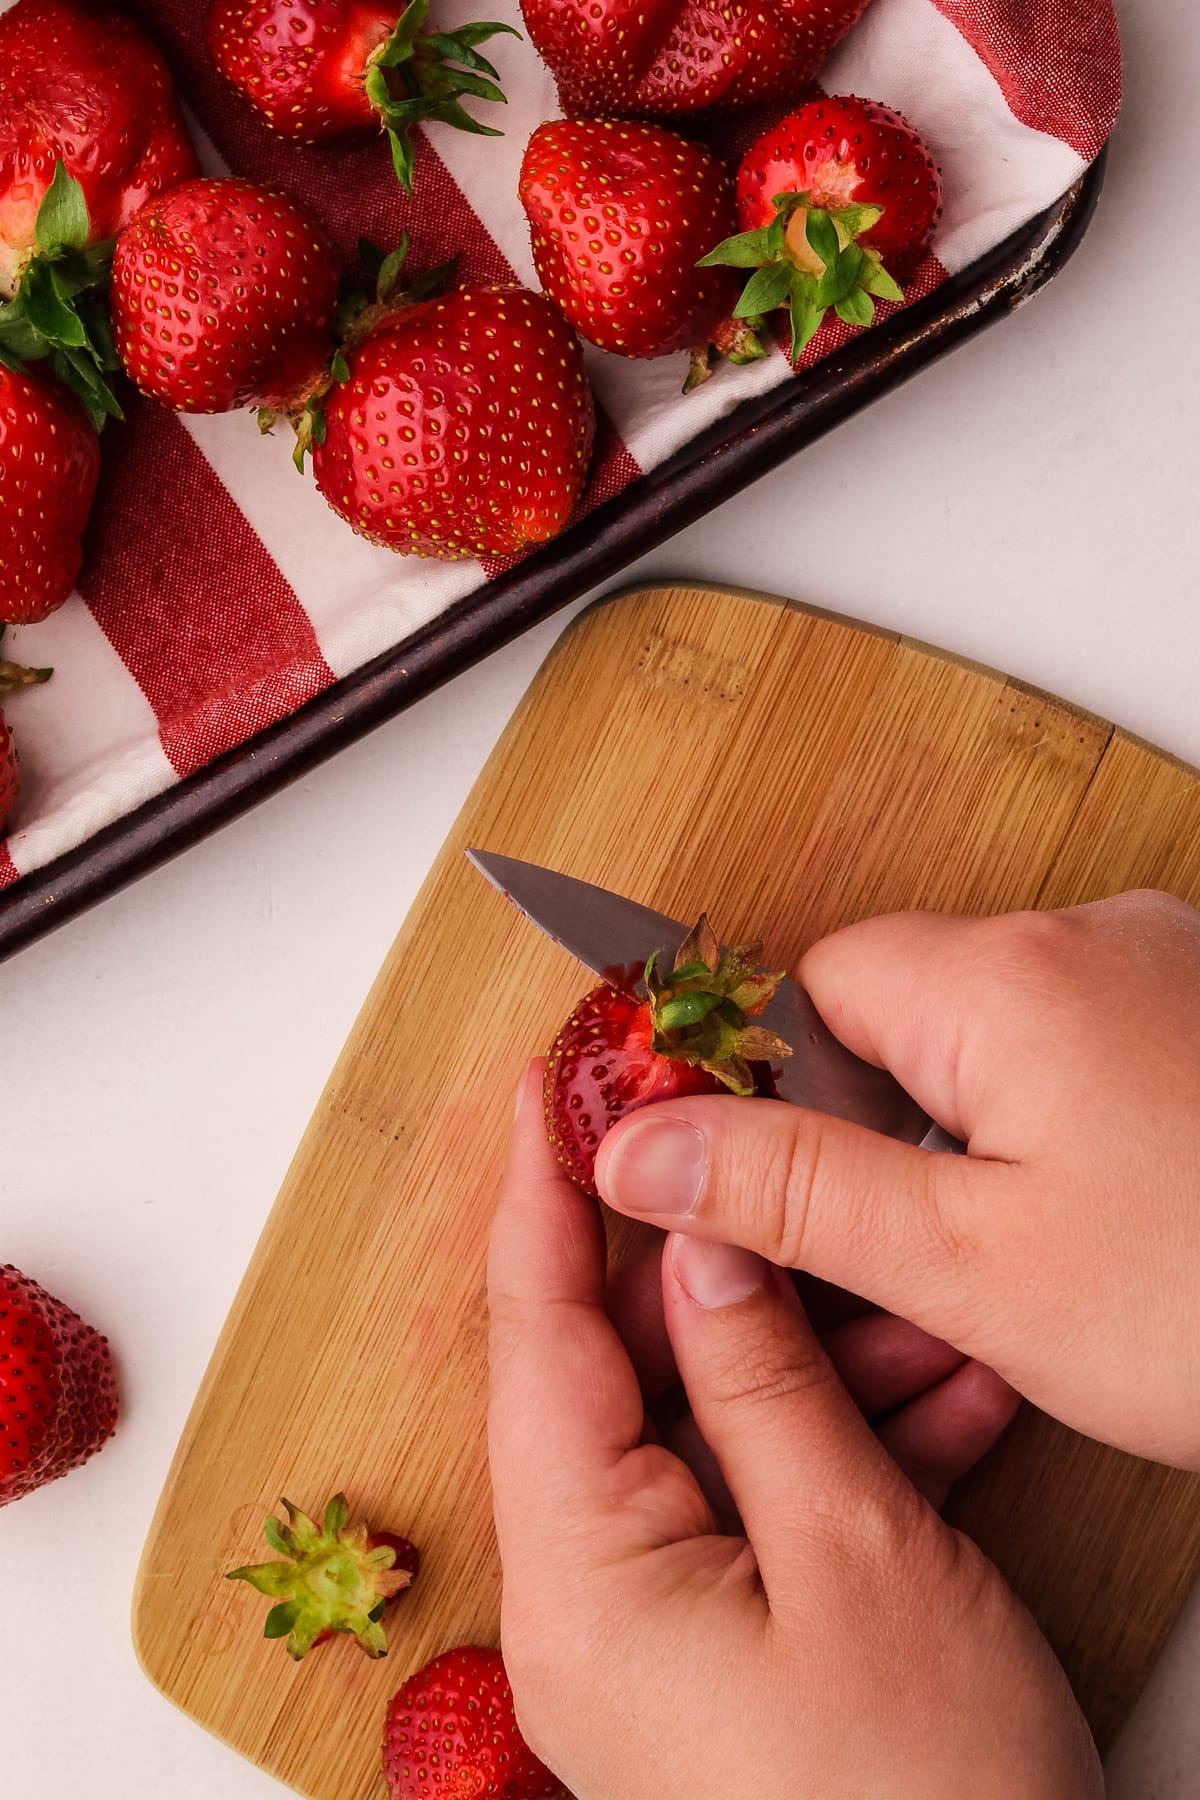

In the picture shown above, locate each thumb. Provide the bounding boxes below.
[595,1098,1013,1353]
[660,1232,931,1611]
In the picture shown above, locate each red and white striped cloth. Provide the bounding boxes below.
[0,0,1121,889]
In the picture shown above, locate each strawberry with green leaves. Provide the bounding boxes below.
[110,178,340,416]
[227,1493,419,1659]
[0,1262,116,1506]
[0,362,101,623]
[700,97,943,362]
[545,916,792,1198]
[383,1646,566,1799]
[520,118,762,390]
[207,0,518,195]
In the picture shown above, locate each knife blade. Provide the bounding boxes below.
[466,849,963,1153]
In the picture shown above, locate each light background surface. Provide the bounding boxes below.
[2,0,1198,1791]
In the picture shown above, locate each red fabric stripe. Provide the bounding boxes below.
[0,841,19,888]
[80,396,333,780]
[930,0,1121,161]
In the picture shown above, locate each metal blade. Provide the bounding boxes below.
[466,849,942,1146]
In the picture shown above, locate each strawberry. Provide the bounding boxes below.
[545,916,792,1197]
[520,119,763,390]
[0,363,101,623]
[519,0,873,119]
[227,1492,419,1659]
[383,1646,565,1800]
[0,642,53,833]
[0,0,197,415]
[0,1263,118,1506]
[110,178,340,415]
[310,282,595,559]
[207,0,518,195]
[700,96,943,362]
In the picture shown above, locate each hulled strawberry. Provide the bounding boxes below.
[520,119,762,389]
[311,284,595,559]
[110,179,340,415]
[520,0,873,119]
[0,1263,117,1506]
[207,0,518,194]
[0,0,198,304]
[0,363,101,623]
[227,1492,419,1659]
[0,643,53,833]
[545,917,792,1197]
[701,97,943,362]
[383,1646,565,1800]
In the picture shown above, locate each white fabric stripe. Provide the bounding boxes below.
[823,0,1086,275]
[3,602,174,876]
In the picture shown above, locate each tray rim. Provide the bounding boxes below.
[0,156,1106,964]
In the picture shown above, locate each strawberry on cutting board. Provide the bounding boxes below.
[545,916,792,1197]
[701,96,943,362]
[207,0,518,194]
[110,178,340,416]
[520,118,763,389]
[227,1493,418,1659]
[0,362,101,623]
[0,1263,117,1506]
[520,0,873,119]
[310,279,595,559]
[383,1646,566,1799]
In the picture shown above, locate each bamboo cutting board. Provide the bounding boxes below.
[134,583,1200,1798]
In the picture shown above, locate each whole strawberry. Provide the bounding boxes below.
[0,0,198,301]
[701,96,942,362]
[545,917,791,1197]
[0,643,53,832]
[227,1493,419,1659]
[520,0,872,118]
[110,179,340,415]
[207,0,518,194]
[0,364,101,623]
[520,119,762,389]
[311,284,595,559]
[383,1646,565,1800]
[0,1263,117,1506]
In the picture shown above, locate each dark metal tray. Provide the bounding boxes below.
[0,157,1105,962]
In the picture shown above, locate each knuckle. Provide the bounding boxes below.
[706,1331,834,1415]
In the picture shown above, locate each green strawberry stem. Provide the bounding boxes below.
[226,1492,413,1661]
[644,915,793,1094]
[0,660,53,692]
[698,190,906,364]
[363,0,520,196]
[684,317,768,394]
[0,162,122,431]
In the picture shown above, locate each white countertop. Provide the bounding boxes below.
[3,1,1198,1791]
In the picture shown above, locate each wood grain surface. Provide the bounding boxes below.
[133,582,1200,1798]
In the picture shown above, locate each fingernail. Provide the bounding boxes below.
[671,1235,766,1309]
[600,1116,706,1217]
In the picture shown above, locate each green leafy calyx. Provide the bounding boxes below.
[0,162,122,432]
[698,190,905,364]
[644,916,793,1095]
[226,1492,413,1661]
[363,0,519,196]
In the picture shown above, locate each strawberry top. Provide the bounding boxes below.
[0,0,198,300]
[520,119,742,363]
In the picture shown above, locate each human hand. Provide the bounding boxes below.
[488,1064,1100,1800]
[594,889,1200,1470]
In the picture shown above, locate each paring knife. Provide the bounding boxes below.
[466,849,964,1156]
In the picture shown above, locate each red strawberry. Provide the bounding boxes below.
[545,916,792,1197]
[0,364,100,623]
[227,1493,419,1660]
[110,179,340,415]
[383,1646,565,1800]
[701,96,942,362]
[0,1263,118,1506]
[520,118,763,390]
[0,647,53,833]
[207,0,518,194]
[311,284,595,560]
[0,0,198,301]
[519,0,873,119]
